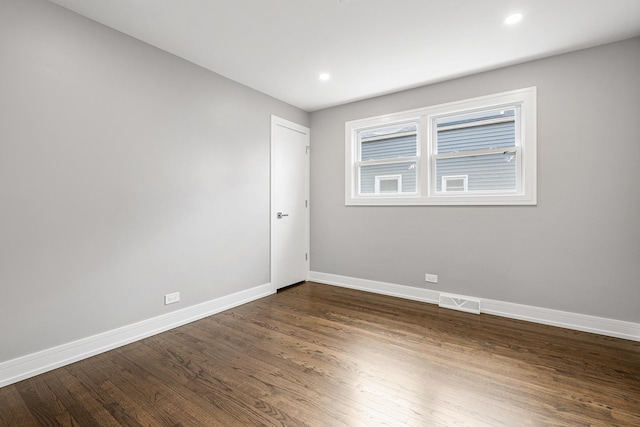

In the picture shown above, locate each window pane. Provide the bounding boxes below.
[360,162,416,194]
[360,123,417,161]
[435,153,516,192]
[437,109,515,154]
[379,179,399,193]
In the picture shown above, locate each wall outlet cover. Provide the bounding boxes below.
[165,292,180,305]
[425,274,438,283]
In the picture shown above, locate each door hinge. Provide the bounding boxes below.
[306,146,310,154]
[305,200,308,208]
[305,253,308,261]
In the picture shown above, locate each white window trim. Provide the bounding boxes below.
[375,174,403,194]
[345,87,537,206]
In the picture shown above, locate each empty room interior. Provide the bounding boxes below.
[1,0,639,425]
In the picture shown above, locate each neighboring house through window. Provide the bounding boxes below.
[345,87,537,205]
[357,122,417,196]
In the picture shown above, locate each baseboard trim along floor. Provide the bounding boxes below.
[308,271,640,342]
[2,273,638,388]
[0,283,273,388]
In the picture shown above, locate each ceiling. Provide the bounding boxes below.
[48,0,640,112]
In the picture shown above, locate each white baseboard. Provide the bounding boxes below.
[0,283,274,388]
[3,275,637,389]
[309,271,639,342]
[481,299,640,342]
[309,271,440,304]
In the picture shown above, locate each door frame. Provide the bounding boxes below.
[270,115,310,292]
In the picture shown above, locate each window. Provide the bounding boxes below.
[355,121,418,196]
[375,175,403,193]
[434,108,517,194]
[345,87,536,205]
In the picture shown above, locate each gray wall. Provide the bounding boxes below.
[310,37,640,323]
[0,0,308,362]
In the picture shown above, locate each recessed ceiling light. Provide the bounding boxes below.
[319,73,331,81]
[504,12,523,25]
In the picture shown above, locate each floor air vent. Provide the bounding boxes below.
[438,293,481,315]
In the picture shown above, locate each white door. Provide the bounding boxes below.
[271,116,310,290]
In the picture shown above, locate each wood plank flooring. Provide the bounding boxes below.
[1,282,639,426]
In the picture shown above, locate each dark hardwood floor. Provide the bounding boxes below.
[1,282,639,426]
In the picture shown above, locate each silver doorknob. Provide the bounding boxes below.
[277,212,289,219]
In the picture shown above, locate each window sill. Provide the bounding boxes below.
[346,193,537,206]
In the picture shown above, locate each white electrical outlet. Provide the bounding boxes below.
[425,274,438,284]
[164,292,180,305]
